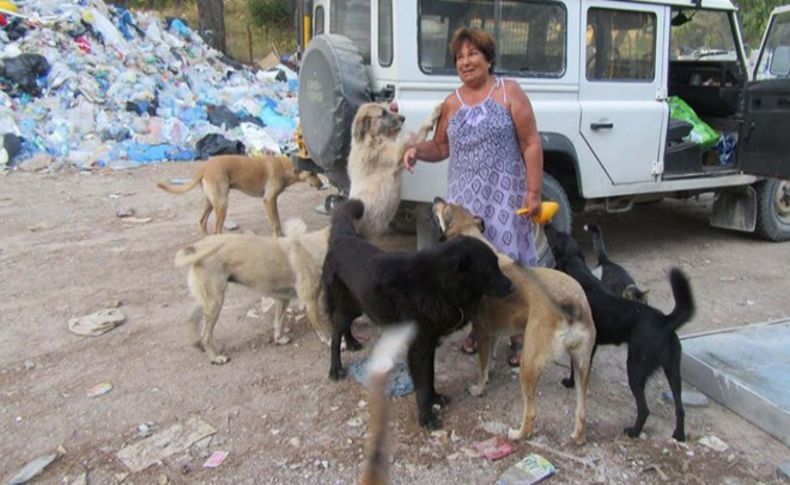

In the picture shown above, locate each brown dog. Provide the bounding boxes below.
[158,154,323,236]
[432,198,596,445]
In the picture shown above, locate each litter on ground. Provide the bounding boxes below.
[0,0,301,172]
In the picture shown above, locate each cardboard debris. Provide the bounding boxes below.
[116,416,217,472]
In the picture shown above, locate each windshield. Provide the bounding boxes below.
[755,10,790,79]
[670,10,737,61]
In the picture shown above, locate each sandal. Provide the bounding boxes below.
[461,333,479,355]
[508,334,523,367]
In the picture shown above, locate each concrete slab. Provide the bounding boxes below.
[681,319,790,448]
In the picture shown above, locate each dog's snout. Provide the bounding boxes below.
[396,114,405,123]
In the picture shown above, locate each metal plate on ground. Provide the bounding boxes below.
[681,319,790,447]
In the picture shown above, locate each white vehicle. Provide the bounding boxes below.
[294,0,790,262]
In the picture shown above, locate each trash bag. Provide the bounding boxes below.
[669,96,719,150]
[1,133,21,166]
[206,104,240,128]
[196,134,245,160]
[0,54,50,96]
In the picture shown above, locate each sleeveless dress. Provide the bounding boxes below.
[447,78,538,266]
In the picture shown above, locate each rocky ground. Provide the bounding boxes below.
[1,163,788,484]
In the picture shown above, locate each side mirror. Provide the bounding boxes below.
[769,45,790,77]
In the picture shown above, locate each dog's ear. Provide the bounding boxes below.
[474,216,485,234]
[353,113,371,141]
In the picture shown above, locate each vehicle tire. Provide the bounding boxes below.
[389,202,417,235]
[298,34,370,191]
[754,177,790,242]
[535,173,572,267]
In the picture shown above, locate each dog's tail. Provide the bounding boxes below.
[330,199,364,242]
[360,322,417,485]
[283,218,308,238]
[661,268,695,333]
[584,223,610,264]
[174,240,225,267]
[157,168,203,195]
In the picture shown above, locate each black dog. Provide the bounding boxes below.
[545,224,694,441]
[584,223,648,303]
[322,199,513,429]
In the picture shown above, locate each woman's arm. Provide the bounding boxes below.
[507,80,544,217]
[403,97,454,171]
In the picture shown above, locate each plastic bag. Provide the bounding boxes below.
[240,122,280,154]
[669,96,719,150]
[196,134,245,160]
[0,54,50,96]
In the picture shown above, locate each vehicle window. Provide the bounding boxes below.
[314,6,324,36]
[755,11,790,80]
[418,0,566,77]
[670,10,737,61]
[331,0,371,64]
[379,0,393,66]
[586,8,656,81]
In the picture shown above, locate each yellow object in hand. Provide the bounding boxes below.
[516,201,560,224]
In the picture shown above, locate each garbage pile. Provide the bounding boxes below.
[0,0,300,171]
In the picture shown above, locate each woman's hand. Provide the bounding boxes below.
[403,146,418,172]
[522,190,541,218]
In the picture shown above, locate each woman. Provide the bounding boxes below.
[402,27,544,366]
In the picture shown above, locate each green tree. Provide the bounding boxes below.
[738,0,786,48]
[247,0,292,29]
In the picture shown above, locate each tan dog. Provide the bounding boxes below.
[359,323,416,485]
[174,220,331,364]
[348,103,441,238]
[158,154,323,236]
[432,198,596,445]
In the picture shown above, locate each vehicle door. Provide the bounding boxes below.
[738,6,790,179]
[579,1,668,184]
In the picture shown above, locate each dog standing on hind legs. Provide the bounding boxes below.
[546,224,694,441]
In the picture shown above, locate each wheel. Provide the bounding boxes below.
[298,34,370,192]
[754,177,790,242]
[534,173,572,267]
[389,202,417,235]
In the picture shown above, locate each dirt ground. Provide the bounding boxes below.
[1,162,788,484]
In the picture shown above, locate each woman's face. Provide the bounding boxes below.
[455,40,490,86]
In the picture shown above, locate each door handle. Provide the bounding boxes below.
[591,122,614,130]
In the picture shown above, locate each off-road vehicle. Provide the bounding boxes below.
[294,0,790,262]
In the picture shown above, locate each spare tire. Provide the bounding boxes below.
[298,34,370,190]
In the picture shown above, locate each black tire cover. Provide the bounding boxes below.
[298,34,370,173]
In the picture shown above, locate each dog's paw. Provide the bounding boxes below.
[561,377,575,389]
[420,415,443,430]
[210,354,230,365]
[273,335,292,345]
[623,426,642,439]
[468,384,486,397]
[507,427,528,441]
[570,431,586,446]
[346,339,363,352]
[671,430,686,442]
[432,393,451,408]
[328,367,347,381]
